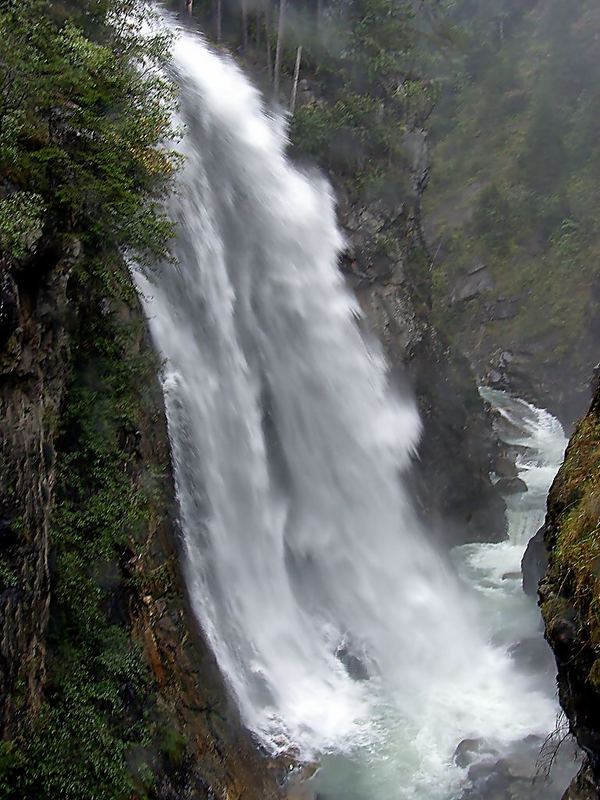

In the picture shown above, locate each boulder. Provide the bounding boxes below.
[495,455,518,479]
[454,738,489,768]
[496,476,528,495]
[335,642,369,681]
[522,526,549,597]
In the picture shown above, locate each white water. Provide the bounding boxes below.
[135,20,566,799]
[454,389,568,648]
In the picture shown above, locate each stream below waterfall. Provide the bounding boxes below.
[308,389,576,800]
[135,16,579,800]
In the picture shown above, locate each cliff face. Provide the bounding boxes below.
[0,245,281,799]
[328,132,506,546]
[426,0,600,429]
[540,377,600,799]
[0,242,75,737]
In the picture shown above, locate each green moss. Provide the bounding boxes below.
[544,412,600,692]
[426,1,600,385]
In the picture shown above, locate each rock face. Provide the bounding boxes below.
[0,242,76,737]
[124,320,283,800]
[561,764,598,800]
[336,179,507,547]
[448,264,494,306]
[540,378,600,799]
[495,476,528,495]
[0,245,281,798]
[521,526,549,597]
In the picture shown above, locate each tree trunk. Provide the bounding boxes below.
[241,0,249,50]
[255,0,262,50]
[216,0,222,42]
[273,0,287,98]
[289,45,302,115]
[265,0,273,84]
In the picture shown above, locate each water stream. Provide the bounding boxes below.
[135,19,574,799]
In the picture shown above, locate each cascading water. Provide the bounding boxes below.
[135,18,564,798]
[454,389,569,651]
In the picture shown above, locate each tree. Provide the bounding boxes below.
[0,0,178,264]
[518,96,567,196]
[273,0,287,96]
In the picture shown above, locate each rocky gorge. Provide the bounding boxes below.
[1,1,600,799]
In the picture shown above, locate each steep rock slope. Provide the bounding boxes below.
[0,246,281,800]
[335,176,506,545]
[426,0,600,426]
[540,375,600,799]
[0,242,75,737]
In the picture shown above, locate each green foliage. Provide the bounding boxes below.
[0,0,178,263]
[426,0,600,387]
[0,559,18,592]
[290,0,439,181]
[0,3,183,797]
[518,96,567,196]
[0,193,45,260]
[541,410,600,691]
[472,184,512,254]
[0,259,160,800]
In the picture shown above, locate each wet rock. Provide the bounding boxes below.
[508,637,554,674]
[522,526,549,597]
[454,738,492,768]
[561,761,597,800]
[0,270,20,350]
[335,642,369,681]
[339,183,507,548]
[496,476,528,495]
[548,610,578,656]
[495,455,519,478]
[460,736,578,800]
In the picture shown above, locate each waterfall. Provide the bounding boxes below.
[134,19,558,797]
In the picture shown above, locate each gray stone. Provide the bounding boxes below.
[449,264,495,305]
[496,476,528,495]
[495,455,519,478]
[522,526,549,597]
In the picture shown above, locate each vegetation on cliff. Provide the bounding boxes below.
[0,0,177,265]
[0,261,168,799]
[425,0,600,421]
[0,1,182,796]
[540,379,600,794]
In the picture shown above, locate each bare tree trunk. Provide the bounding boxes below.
[316,0,322,29]
[255,0,262,50]
[241,0,249,50]
[185,0,193,15]
[273,0,287,98]
[265,0,273,83]
[289,45,302,115]
[216,0,222,42]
